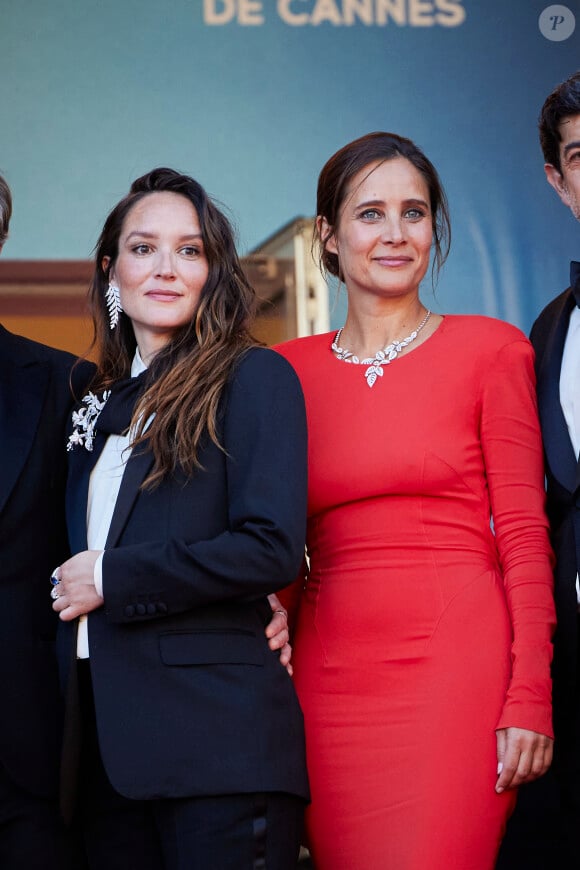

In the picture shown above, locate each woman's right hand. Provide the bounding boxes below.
[495,726,553,793]
[265,594,293,675]
[51,550,104,621]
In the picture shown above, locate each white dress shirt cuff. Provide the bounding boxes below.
[94,551,104,598]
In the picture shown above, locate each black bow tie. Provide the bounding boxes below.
[571,261,580,307]
[96,370,149,437]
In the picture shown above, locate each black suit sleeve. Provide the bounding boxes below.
[102,348,308,621]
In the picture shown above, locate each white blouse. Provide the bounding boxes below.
[77,350,148,658]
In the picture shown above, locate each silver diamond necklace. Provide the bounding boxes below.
[331,309,432,388]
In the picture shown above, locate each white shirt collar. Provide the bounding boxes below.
[132,347,148,377]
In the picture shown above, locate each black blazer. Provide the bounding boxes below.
[60,347,309,802]
[0,325,92,797]
[531,288,580,765]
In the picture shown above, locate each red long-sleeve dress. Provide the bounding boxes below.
[276,315,555,870]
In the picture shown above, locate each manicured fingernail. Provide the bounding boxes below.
[497,762,503,775]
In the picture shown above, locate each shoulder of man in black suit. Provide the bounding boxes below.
[530,287,574,354]
[0,322,95,400]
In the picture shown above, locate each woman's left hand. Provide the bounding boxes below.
[51,550,104,621]
[265,594,292,675]
[495,727,553,793]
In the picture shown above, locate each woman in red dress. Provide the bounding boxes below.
[277,132,555,869]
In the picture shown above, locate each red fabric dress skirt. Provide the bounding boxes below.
[276,316,554,870]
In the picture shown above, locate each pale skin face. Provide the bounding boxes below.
[106,191,209,363]
[545,113,580,220]
[320,156,439,358]
[322,156,434,306]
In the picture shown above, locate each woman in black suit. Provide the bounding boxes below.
[52,168,309,870]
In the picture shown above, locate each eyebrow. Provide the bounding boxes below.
[563,140,580,155]
[355,197,429,208]
[124,230,204,241]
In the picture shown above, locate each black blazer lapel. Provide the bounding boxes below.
[105,447,154,548]
[66,433,106,554]
[534,290,578,493]
[0,351,49,517]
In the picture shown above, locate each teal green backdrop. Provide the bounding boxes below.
[0,0,579,331]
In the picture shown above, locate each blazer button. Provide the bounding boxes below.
[136,603,147,616]
[156,602,168,614]
[124,605,135,618]
[146,603,156,615]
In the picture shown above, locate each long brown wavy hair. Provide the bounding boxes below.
[88,167,257,487]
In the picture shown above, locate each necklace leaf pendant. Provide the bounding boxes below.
[331,310,432,389]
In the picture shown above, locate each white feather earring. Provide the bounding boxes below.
[105,282,123,330]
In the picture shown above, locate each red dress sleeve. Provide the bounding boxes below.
[479,338,556,737]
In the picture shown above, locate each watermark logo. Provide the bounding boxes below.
[539,4,575,41]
